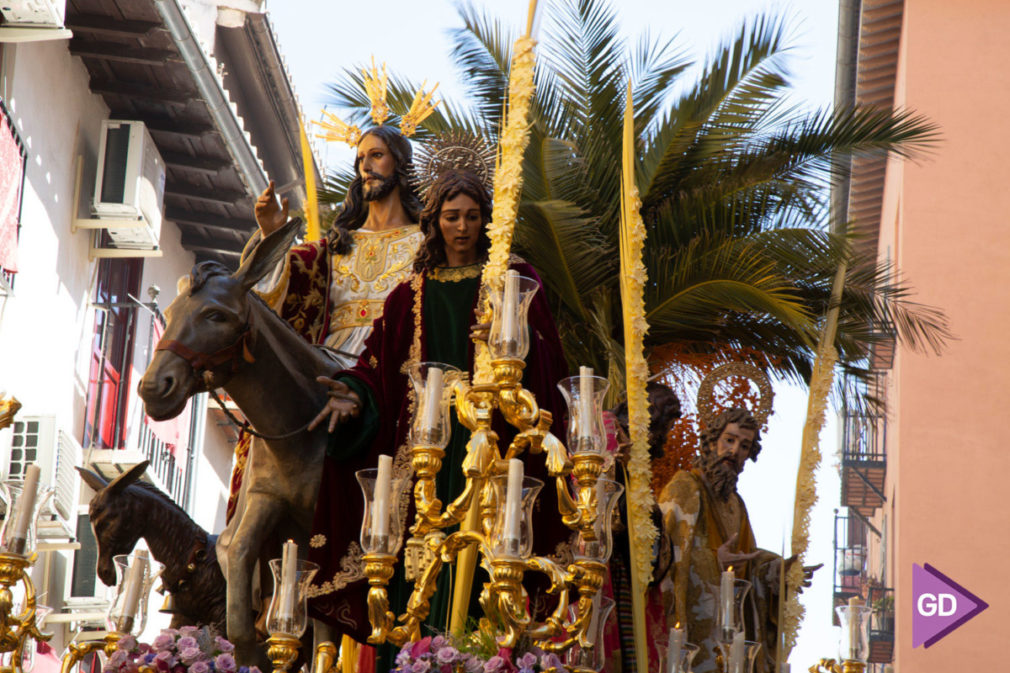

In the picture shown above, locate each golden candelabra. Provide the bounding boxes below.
[0,552,51,673]
[354,274,619,671]
[809,660,866,673]
[59,633,124,673]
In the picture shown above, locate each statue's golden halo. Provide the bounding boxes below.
[696,362,774,428]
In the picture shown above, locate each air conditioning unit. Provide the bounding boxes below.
[3,415,82,537]
[0,0,64,27]
[92,120,166,250]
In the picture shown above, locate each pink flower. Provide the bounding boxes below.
[108,650,129,671]
[190,661,211,673]
[409,637,432,658]
[152,634,176,651]
[178,626,201,639]
[176,636,198,651]
[215,653,237,672]
[214,636,235,653]
[153,650,176,672]
[117,635,137,652]
[483,656,506,673]
[179,647,204,665]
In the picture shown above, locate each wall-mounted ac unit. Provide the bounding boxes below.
[91,120,166,250]
[3,415,82,537]
[0,0,65,27]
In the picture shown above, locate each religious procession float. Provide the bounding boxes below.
[0,0,943,672]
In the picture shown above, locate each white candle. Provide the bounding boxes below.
[420,367,444,436]
[721,567,735,631]
[10,464,41,552]
[729,630,745,673]
[847,596,861,660]
[579,366,594,445]
[119,549,148,625]
[585,593,601,646]
[278,539,298,620]
[502,459,523,555]
[501,270,520,346]
[666,624,684,673]
[373,455,393,540]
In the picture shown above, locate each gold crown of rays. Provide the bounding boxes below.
[696,362,775,429]
[314,58,439,147]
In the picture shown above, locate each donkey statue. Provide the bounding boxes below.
[138,219,338,665]
[76,460,226,632]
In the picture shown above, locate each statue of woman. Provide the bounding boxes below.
[305,169,571,659]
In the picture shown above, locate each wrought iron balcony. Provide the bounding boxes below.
[841,412,887,517]
[867,585,895,663]
[832,509,871,625]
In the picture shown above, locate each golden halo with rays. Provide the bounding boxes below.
[412,131,495,201]
[696,362,775,429]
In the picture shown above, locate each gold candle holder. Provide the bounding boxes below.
[357,343,615,660]
[60,633,122,673]
[265,634,300,673]
[311,641,337,673]
[0,552,51,673]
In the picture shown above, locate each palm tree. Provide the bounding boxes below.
[319,0,948,404]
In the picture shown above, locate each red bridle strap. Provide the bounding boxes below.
[155,325,255,378]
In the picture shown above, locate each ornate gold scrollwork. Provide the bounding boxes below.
[363,356,611,658]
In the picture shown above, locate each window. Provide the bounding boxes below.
[70,513,98,598]
[83,257,143,449]
[0,93,26,294]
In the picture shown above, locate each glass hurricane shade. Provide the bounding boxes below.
[557,375,609,455]
[106,552,164,636]
[563,596,615,672]
[571,477,623,563]
[0,480,54,556]
[407,362,461,449]
[487,273,539,360]
[356,467,409,555]
[265,558,319,638]
[835,604,873,663]
[488,474,544,559]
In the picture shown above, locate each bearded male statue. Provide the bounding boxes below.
[657,408,819,673]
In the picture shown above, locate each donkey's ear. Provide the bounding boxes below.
[233,217,303,293]
[76,466,109,493]
[105,460,150,495]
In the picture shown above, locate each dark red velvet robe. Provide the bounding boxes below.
[306,262,572,643]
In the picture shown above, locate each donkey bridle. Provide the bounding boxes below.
[155,322,313,441]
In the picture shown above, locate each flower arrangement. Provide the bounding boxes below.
[390,635,571,673]
[105,626,262,673]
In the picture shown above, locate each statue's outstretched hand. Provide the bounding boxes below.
[255,180,290,237]
[469,322,491,343]
[783,556,823,594]
[309,376,362,433]
[717,533,761,569]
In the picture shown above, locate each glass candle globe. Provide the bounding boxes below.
[557,374,609,455]
[106,552,163,635]
[488,273,540,360]
[266,558,319,638]
[356,467,409,555]
[571,477,624,563]
[407,361,461,449]
[489,475,543,559]
[0,480,54,557]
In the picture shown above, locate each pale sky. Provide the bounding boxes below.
[264,0,844,665]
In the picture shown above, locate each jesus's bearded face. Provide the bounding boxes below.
[699,422,755,501]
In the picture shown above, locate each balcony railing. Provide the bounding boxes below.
[867,585,895,663]
[842,412,887,516]
[832,509,870,625]
[138,421,191,506]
